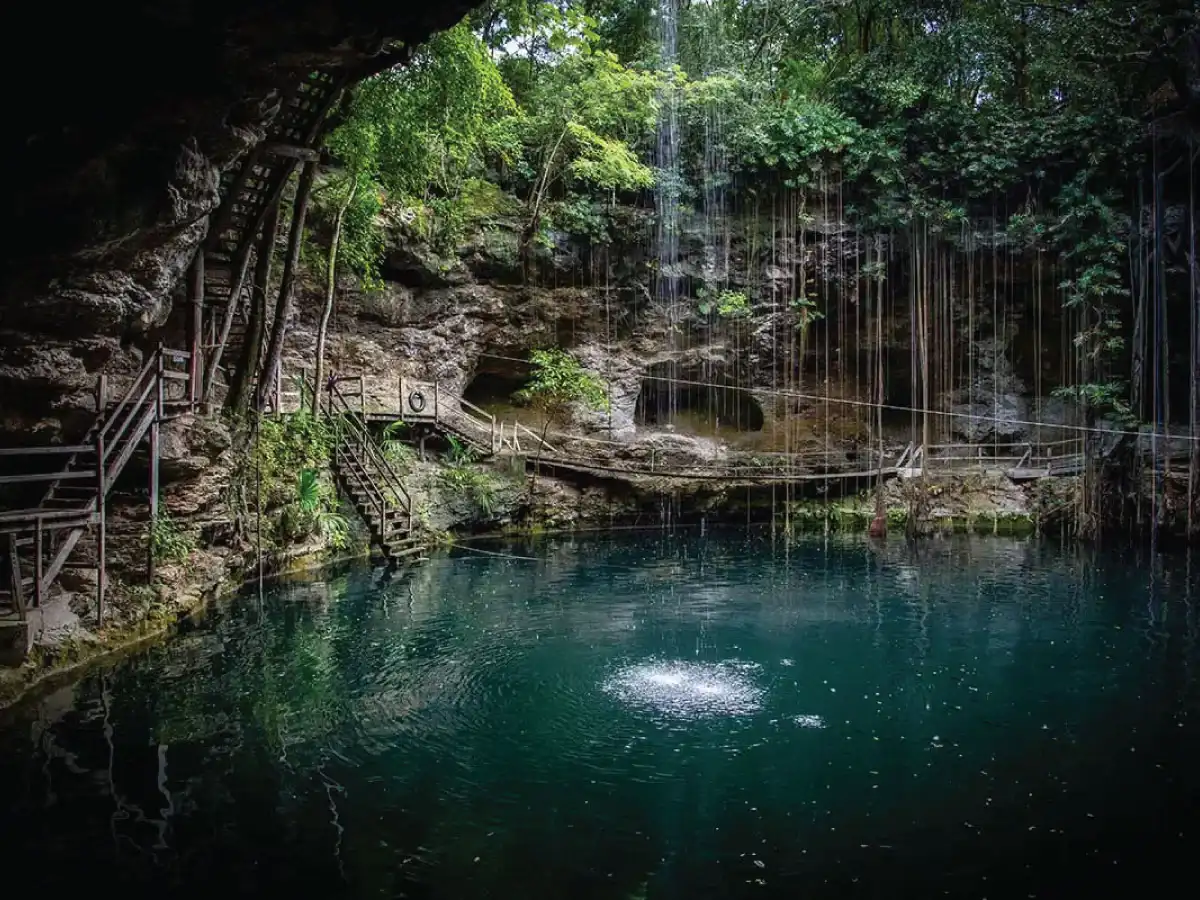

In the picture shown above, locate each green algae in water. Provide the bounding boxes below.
[0,531,1198,899]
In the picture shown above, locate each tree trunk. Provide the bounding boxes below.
[229,198,283,415]
[257,161,317,413]
[313,179,357,414]
[521,123,570,276]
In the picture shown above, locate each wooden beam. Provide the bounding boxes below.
[96,428,106,626]
[8,534,26,621]
[188,254,204,408]
[262,142,321,162]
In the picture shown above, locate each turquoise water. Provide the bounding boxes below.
[1,532,1198,899]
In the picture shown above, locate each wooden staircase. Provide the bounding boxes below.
[201,70,346,401]
[1,348,191,652]
[326,379,426,564]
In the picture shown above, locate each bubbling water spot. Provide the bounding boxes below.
[601,659,764,720]
[792,714,826,729]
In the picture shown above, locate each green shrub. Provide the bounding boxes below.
[151,513,194,564]
[439,463,500,517]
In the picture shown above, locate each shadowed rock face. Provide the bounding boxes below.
[0,0,478,334]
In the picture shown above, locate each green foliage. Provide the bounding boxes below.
[1051,383,1136,428]
[697,288,750,319]
[445,435,478,465]
[514,348,610,420]
[151,513,194,565]
[381,420,417,471]
[249,413,351,550]
[790,295,825,332]
[254,412,338,504]
[283,468,351,550]
[438,463,501,517]
[297,468,323,512]
[324,22,517,262]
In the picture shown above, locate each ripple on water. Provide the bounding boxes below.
[601,659,765,721]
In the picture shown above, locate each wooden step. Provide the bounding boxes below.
[385,544,426,560]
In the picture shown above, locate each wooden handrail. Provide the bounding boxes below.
[328,382,413,520]
[456,394,496,425]
[517,423,557,454]
[335,436,387,537]
[99,352,159,443]
[103,375,156,453]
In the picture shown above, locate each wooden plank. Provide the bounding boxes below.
[34,520,43,608]
[189,254,204,406]
[39,527,84,598]
[103,405,157,487]
[262,142,321,162]
[8,534,26,620]
[0,505,97,525]
[0,470,97,486]
[0,445,91,457]
[97,358,155,444]
[0,515,97,536]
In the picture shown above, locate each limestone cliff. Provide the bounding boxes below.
[0,0,478,443]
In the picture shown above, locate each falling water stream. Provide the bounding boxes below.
[1,531,1198,899]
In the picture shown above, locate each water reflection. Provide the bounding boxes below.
[0,531,1197,899]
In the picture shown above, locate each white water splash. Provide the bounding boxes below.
[602,660,764,719]
[792,714,826,729]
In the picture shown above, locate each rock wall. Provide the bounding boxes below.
[280,204,1077,457]
[0,0,478,442]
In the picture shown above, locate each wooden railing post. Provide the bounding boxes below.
[147,345,164,583]
[7,534,25,621]
[95,429,106,626]
[34,517,44,608]
[188,253,204,410]
[434,380,440,425]
[96,374,108,415]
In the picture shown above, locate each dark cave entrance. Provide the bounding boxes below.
[462,356,547,427]
[635,363,764,436]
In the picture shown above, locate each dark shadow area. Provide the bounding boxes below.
[635,363,764,434]
[464,371,531,410]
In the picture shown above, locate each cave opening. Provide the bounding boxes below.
[462,357,546,427]
[635,364,764,437]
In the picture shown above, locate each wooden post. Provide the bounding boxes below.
[434,380,440,425]
[8,535,25,621]
[148,347,162,584]
[34,517,44,608]
[96,431,106,627]
[188,253,205,410]
[96,374,108,415]
[149,420,159,584]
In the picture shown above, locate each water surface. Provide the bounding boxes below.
[1,532,1198,899]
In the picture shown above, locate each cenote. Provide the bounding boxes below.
[1,531,1198,899]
